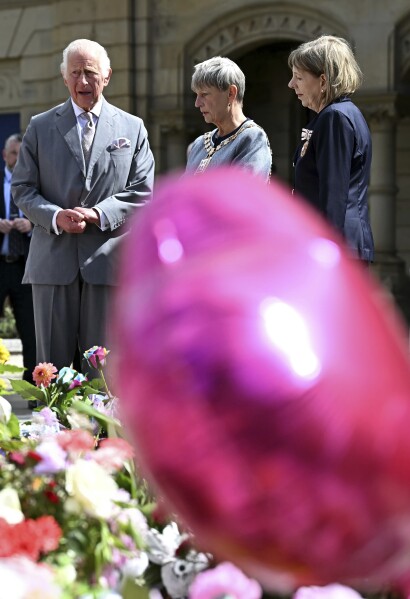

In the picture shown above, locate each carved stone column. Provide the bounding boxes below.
[151,110,188,173]
[357,94,410,325]
[358,95,406,285]
[368,113,397,256]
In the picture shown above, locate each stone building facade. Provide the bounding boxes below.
[0,0,410,310]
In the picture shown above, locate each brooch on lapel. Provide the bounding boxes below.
[300,128,313,157]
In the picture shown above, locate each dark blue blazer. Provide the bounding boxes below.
[0,171,31,259]
[293,97,374,261]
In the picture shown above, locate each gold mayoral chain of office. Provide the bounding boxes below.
[195,121,266,174]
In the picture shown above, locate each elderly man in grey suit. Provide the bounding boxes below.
[12,39,155,374]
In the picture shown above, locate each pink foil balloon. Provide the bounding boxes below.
[110,168,410,595]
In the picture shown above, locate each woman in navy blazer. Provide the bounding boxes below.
[288,35,374,262]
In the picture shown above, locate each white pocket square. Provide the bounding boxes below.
[107,137,131,151]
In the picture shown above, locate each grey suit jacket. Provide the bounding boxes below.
[11,97,155,285]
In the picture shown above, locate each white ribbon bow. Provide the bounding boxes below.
[301,128,313,141]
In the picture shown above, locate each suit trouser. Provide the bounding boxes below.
[32,274,112,376]
[0,259,36,382]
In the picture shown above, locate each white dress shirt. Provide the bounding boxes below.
[52,97,108,234]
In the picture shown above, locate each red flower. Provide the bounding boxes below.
[0,516,62,560]
[35,516,62,553]
[44,489,59,504]
[27,451,42,463]
[32,362,58,388]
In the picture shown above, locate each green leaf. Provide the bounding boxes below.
[7,413,20,437]
[71,400,117,426]
[9,379,46,401]
[121,578,151,599]
[88,378,105,390]
[0,364,25,374]
[0,438,26,451]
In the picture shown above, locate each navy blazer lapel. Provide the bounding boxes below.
[55,99,86,175]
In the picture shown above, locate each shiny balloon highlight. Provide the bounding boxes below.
[110,168,410,595]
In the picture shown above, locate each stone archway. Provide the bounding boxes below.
[184,3,348,66]
[183,4,349,183]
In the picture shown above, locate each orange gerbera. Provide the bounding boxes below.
[32,363,58,388]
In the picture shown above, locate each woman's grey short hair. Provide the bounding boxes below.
[60,39,111,77]
[191,56,246,103]
[288,35,363,105]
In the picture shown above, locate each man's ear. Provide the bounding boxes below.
[104,68,112,87]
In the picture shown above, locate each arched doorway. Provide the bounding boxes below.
[235,42,310,185]
[183,4,348,182]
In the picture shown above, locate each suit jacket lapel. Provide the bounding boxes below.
[88,98,115,171]
[55,99,86,175]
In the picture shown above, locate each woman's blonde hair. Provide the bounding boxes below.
[288,35,363,105]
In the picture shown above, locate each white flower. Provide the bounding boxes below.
[121,553,149,578]
[0,396,12,423]
[65,459,118,519]
[66,410,95,431]
[116,506,149,541]
[0,488,24,524]
[161,551,210,599]
[145,522,186,565]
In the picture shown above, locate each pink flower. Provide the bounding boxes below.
[83,346,110,368]
[0,557,60,598]
[188,562,262,599]
[293,585,365,599]
[32,363,57,388]
[56,429,95,455]
[93,437,134,471]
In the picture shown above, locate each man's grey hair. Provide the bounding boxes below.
[60,39,111,77]
[191,56,246,104]
[4,133,22,150]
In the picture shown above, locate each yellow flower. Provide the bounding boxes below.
[0,379,7,393]
[0,340,10,364]
[32,477,43,492]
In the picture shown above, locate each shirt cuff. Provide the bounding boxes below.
[52,209,62,235]
[94,207,109,230]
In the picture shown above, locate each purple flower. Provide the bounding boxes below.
[84,346,110,369]
[37,407,59,427]
[188,562,262,599]
[68,372,87,389]
[56,367,87,390]
[34,439,67,474]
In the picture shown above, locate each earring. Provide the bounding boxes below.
[321,89,325,93]
[228,103,231,108]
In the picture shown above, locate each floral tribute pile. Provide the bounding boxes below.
[0,340,390,599]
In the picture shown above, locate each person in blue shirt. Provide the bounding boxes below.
[288,35,374,263]
[0,133,36,396]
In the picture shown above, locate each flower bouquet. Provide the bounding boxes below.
[0,341,396,599]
